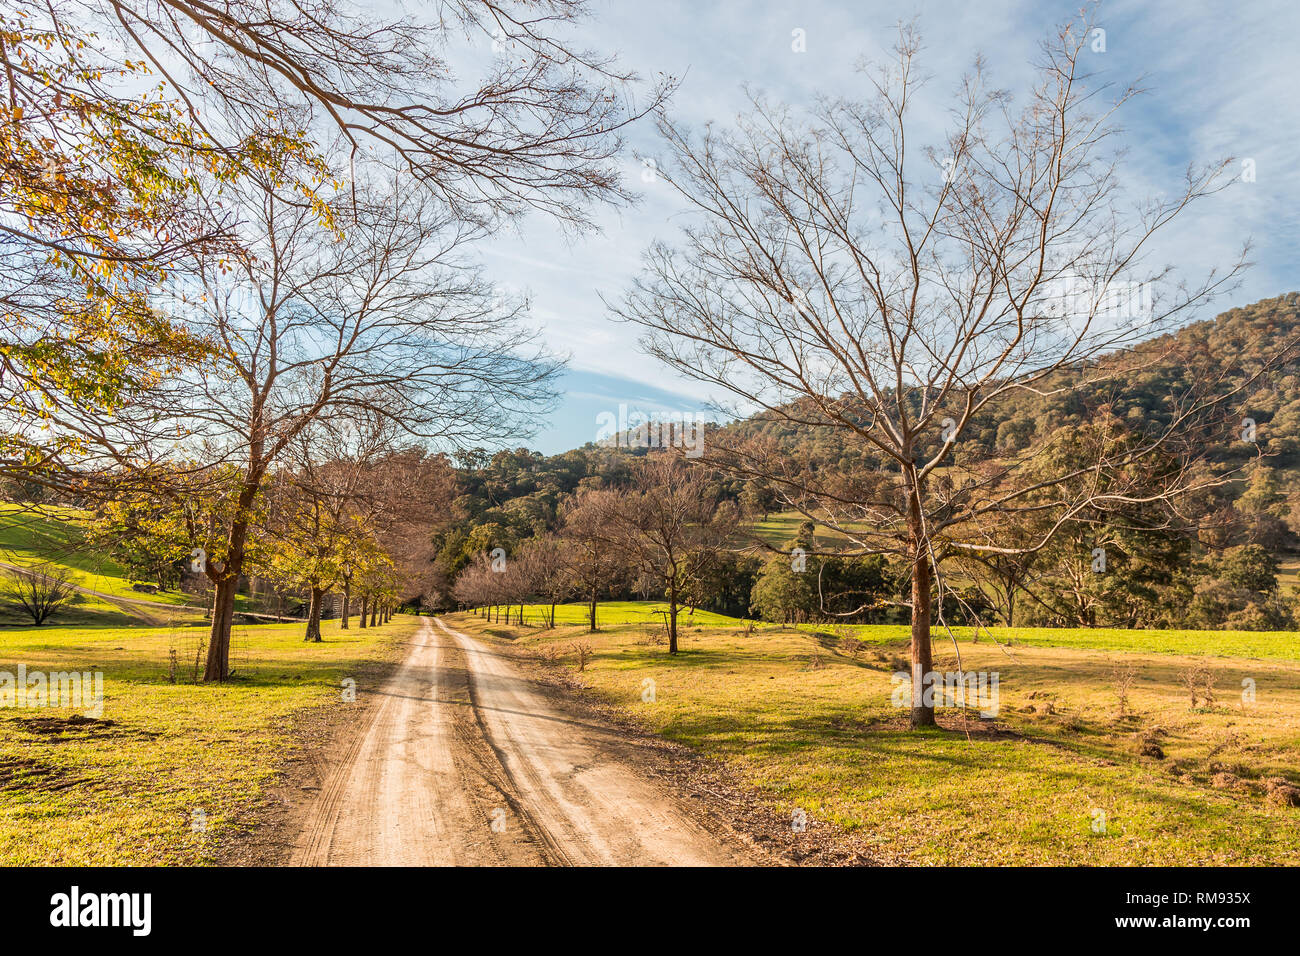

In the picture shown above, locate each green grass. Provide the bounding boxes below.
[456,608,1300,865]
[747,511,858,550]
[0,594,164,629]
[799,622,1300,661]
[498,600,742,628]
[502,601,1300,662]
[0,615,414,864]
[0,503,192,606]
[0,503,258,627]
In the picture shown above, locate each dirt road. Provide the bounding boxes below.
[290,616,756,866]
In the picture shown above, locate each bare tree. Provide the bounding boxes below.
[452,552,507,621]
[521,535,574,629]
[95,0,673,230]
[604,455,736,654]
[458,535,578,628]
[1,563,77,625]
[142,162,559,680]
[613,16,1275,724]
[559,487,630,633]
[353,446,458,614]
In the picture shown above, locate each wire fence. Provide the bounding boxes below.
[163,612,247,683]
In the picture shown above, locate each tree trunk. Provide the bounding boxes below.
[203,459,263,682]
[667,581,679,655]
[588,590,598,633]
[899,462,937,729]
[370,601,378,627]
[202,447,271,681]
[549,602,556,629]
[358,594,368,628]
[341,579,351,629]
[304,587,325,642]
[908,541,936,729]
[203,576,238,681]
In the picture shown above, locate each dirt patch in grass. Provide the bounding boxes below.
[1264,777,1300,807]
[6,715,160,742]
[0,756,93,793]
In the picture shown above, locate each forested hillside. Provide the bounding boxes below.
[432,294,1300,631]
[728,292,1300,499]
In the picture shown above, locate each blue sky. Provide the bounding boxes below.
[478,0,1300,454]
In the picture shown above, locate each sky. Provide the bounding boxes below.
[472,0,1300,454]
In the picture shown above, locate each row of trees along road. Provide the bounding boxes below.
[1,1,672,679]
[6,3,1294,730]
[454,455,735,654]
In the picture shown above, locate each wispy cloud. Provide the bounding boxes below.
[486,0,1299,453]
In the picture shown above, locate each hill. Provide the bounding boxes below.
[0,504,207,627]
[425,294,1300,631]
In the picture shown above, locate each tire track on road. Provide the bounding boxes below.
[291,616,755,866]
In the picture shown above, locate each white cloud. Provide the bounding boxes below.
[472,0,1299,449]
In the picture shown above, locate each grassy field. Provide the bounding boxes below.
[748,511,858,550]
[0,504,191,605]
[453,605,1300,865]
[0,503,244,627]
[0,615,413,865]
[502,600,1300,661]
[495,599,741,628]
[8,597,1300,866]
[801,622,1300,662]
